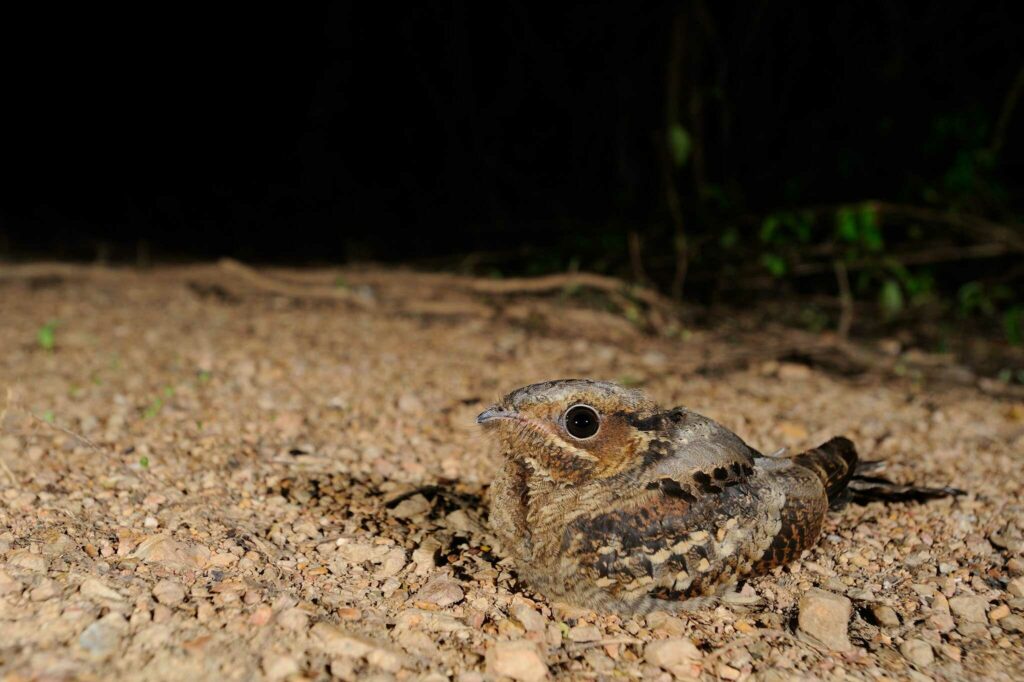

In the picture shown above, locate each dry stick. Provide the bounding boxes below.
[833,259,853,339]
[217,258,373,308]
[0,388,16,484]
[989,64,1024,158]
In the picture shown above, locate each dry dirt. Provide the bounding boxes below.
[1,266,1023,681]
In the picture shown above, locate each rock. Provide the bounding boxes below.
[7,549,47,573]
[486,640,548,682]
[390,494,431,519]
[871,605,900,628]
[332,542,407,578]
[510,601,547,633]
[412,539,441,575]
[0,568,23,595]
[152,579,186,606]
[413,574,464,607]
[797,588,853,652]
[80,578,125,602]
[718,663,742,680]
[277,607,310,631]
[568,624,602,642]
[645,611,688,636]
[310,622,375,658]
[78,613,127,658]
[900,639,934,667]
[1000,615,1024,634]
[366,648,406,673]
[262,653,300,680]
[30,578,58,601]
[643,637,703,669]
[949,595,989,624]
[1007,577,1024,598]
[989,603,1011,621]
[394,608,468,633]
[132,534,210,570]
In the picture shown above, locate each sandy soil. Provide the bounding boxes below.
[1,267,1023,681]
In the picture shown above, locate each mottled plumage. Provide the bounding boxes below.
[478,379,956,615]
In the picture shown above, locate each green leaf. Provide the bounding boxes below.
[760,253,787,277]
[879,279,904,319]
[719,227,739,249]
[836,208,858,242]
[139,456,150,468]
[37,320,58,351]
[1004,306,1023,346]
[760,216,780,243]
[668,124,691,168]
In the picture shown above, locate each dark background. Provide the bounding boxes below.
[2,2,1023,342]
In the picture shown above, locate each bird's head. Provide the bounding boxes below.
[477,379,661,484]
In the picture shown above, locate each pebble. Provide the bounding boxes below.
[78,613,127,658]
[486,640,548,682]
[989,604,1011,621]
[949,595,989,624]
[262,653,300,680]
[1000,615,1024,634]
[0,569,21,595]
[797,588,853,652]
[309,622,376,658]
[7,550,47,573]
[1007,577,1024,598]
[29,578,58,601]
[900,639,934,667]
[568,624,602,642]
[510,601,547,633]
[132,534,210,569]
[872,605,900,628]
[277,607,311,631]
[643,637,703,669]
[80,578,125,602]
[152,579,186,606]
[413,574,464,607]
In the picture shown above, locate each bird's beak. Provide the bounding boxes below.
[476,406,517,424]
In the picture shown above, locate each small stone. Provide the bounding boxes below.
[1000,615,1024,634]
[511,601,547,633]
[0,568,21,595]
[718,663,741,680]
[152,579,186,606]
[390,494,431,519]
[989,603,1011,621]
[366,648,405,673]
[80,578,125,602]
[250,605,273,626]
[644,637,703,669]
[645,611,688,636]
[338,607,361,621]
[329,657,357,680]
[78,613,127,658]
[486,640,548,682]
[413,574,464,607]
[568,624,602,642]
[262,653,300,680]
[797,588,853,652]
[277,607,310,631]
[30,578,58,601]
[1007,577,1024,598]
[412,539,441,575]
[900,639,934,667]
[872,605,900,628]
[133,534,210,570]
[309,622,375,658]
[949,595,989,624]
[7,549,47,573]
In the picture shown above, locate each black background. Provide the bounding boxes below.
[2,3,1021,274]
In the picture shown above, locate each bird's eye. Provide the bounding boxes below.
[565,404,600,439]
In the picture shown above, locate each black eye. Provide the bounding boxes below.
[565,404,600,439]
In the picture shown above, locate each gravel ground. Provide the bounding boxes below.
[1,268,1023,681]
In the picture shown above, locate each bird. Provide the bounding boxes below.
[477,378,959,615]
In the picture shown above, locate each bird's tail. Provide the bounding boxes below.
[793,436,859,505]
[793,436,963,508]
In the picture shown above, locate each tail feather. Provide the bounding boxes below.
[793,436,858,504]
[793,437,963,508]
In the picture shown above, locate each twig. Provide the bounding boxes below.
[218,258,374,308]
[833,259,853,339]
[627,231,648,286]
[28,410,103,454]
[989,64,1024,158]
[565,637,642,653]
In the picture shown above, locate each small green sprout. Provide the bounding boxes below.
[37,320,58,351]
